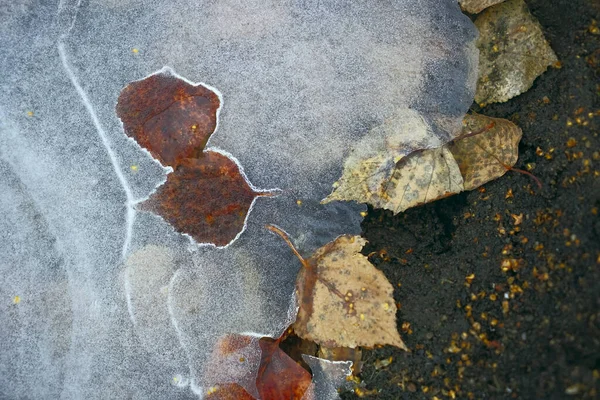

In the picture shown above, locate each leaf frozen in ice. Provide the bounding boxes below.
[324,113,524,213]
[324,147,463,215]
[116,70,221,167]
[204,334,312,400]
[138,152,270,246]
[256,338,312,400]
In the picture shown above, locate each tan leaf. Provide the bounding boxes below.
[323,109,442,208]
[449,114,523,190]
[324,147,463,214]
[374,147,464,214]
[459,0,506,14]
[475,0,558,105]
[292,235,407,350]
[322,152,397,206]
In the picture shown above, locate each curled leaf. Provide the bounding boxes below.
[449,114,523,190]
[475,0,558,105]
[293,235,406,350]
[116,69,221,167]
[138,152,268,246]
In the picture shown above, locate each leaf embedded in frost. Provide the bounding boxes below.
[449,114,523,190]
[116,69,221,167]
[323,152,397,207]
[203,334,311,400]
[138,152,269,246]
[293,235,407,350]
[256,338,312,400]
[322,108,454,214]
[474,0,558,105]
[459,0,506,14]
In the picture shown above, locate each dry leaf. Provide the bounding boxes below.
[475,0,558,105]
[138,152,268,246]
[374,147,463,214]
[289,234,406,350]
[324,147,463,215]
[324,113,524,213]
[449,114,523,190]
[204,334,312,400]
[116,70,220,167]
[459,0,506,14]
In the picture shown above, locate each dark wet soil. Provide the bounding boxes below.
[346,1,600,399]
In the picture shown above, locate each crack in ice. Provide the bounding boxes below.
[57,42,135,259]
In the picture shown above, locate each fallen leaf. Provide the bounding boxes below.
[138,152,268,246]
[267,226,406,350]
[324,113,525,213]
[375,147,463,214]
[322,152,397,206]
[256,338,312,400]
[324,147,463,215]
[459,0,506,14]
[204,334,312,400]
[449,114,522,190]
[116,70,221,167]
[474,0,558,105]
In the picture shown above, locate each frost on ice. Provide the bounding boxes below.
[0,0,477,398]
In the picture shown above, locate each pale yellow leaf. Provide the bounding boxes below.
[293,235,407,350]
[475,0,558,105]
[375,146,464,214]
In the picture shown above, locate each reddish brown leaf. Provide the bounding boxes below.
[256,338,312,400]
[138,152,264,246]
[116,72,220,167]
[204,334,312,400]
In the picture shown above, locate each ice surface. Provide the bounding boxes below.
[0,0,476,398]
[301,355,354,400]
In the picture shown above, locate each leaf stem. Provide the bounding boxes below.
[265,225,311,271]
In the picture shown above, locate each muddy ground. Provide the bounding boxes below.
[345,1,600,399]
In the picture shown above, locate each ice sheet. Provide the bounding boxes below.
[0,1,477,398]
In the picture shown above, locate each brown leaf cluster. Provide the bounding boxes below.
[325,114,522,214]
[117,72,267,246]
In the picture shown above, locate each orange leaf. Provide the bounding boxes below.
[256,338,312,400]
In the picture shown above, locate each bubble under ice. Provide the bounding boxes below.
[0,1,477,399]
